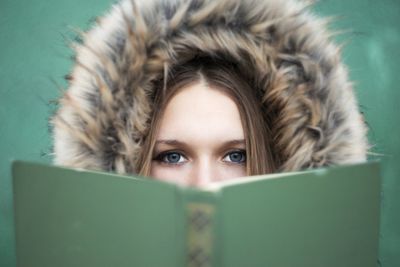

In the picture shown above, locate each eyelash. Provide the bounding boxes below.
[224,150,246,164]
[153,150,187,165]
[153,150,246,165]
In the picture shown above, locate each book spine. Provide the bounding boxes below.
[183,191,219,267]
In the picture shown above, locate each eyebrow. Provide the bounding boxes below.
[154,139,245,147]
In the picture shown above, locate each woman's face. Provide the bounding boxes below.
[150,82,246,187]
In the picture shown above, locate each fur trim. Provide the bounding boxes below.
[52,0,368,173]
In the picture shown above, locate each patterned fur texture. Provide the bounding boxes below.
[52,0,369,174]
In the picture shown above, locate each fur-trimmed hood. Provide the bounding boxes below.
[52,0,368,174]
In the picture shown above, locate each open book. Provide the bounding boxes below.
[12,161,381,267]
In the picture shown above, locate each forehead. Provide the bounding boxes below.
[156,82,244,144]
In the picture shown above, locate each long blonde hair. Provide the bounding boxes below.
[138,57,276,176]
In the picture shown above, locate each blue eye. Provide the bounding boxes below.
[155,151,186,164]
[223,150,246,164]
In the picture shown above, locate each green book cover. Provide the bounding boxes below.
[12,161,381,267]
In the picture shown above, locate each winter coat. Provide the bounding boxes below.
[52,0,368,174]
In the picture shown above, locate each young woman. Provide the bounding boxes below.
[139,57,275,186]
[52,0,368,186]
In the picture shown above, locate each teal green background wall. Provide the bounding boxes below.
[0,0,399,266]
